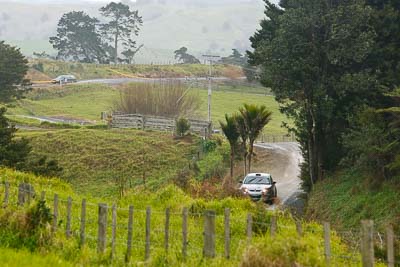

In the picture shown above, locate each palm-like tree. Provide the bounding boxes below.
[239,104,272,173]
[220,114,240,180]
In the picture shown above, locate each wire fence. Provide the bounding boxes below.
[0,181,399,266]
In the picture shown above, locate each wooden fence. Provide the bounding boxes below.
[255,133,296,143]
[0,182,399,266]
[111,113,211,135]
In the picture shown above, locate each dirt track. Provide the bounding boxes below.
[253,142,304,209]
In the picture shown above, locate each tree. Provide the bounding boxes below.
[0,107,31,168]
[121,44,143,64]
[220,114,240,180]
[100,2,143,64]
[235,114,248,176]
[239,104,272,173]
[365,0,400,90]
[221,49,247,66]
[249,0,382,189]
[0,41,30,102]
[50,11,109,63]
[174,47,200,64]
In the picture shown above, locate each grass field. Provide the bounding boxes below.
[0,167,372,267]
[18,129,197,198]
[8,83,290,135]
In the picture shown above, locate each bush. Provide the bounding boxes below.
[0,201,52,251]
[176,117,190,137]
[115,82,202,118]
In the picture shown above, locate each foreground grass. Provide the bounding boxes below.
[18,129,196,198]
[0,168,372,266]
[8,83,290,135]
[0,247,72,267]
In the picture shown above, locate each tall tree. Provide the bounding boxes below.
[221,49,247,66]
[249,0,382,189]
[239,104,272,173]
[50,11,109,63]
[220,114,240,180]
[100,2,143,64]
[365,0,400,89]
[0,107,31,168]
[0,41,29,103]
[121,44,144,64]
[174,47,201,64]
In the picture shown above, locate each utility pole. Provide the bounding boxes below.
[202,55,220,123]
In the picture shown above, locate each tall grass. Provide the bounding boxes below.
[0,168,375,267]
[115,82,202,118]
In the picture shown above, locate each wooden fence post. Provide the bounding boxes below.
[145,206,151,260]
[18,183,25,206]
[387,225,394,267]
[204,210,216,258]
[165,207,170,253]
[361,220,374,267]
[246,213,253,243]
[296,220,303,237]
[126,205,134,263]
[80,199,86,247]
[3,181,9,207]
[182,207,188,259]
[224,208,231,259]
[97,203,108,254]
[26,184,32,205]
[66,197,72,238]
[52,194,59,233]
[324,222,331,266]
[111,204,117,259]
[271,215,277,237]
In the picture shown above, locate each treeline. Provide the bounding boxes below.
[50,2,143,64]
[249,0,400,189]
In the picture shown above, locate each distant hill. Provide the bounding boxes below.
[0,0,279,62]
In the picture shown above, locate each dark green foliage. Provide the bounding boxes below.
[239,104,272,172]
[221,49,247,66]
[0,107,31,168]
[342,107,400,182]
[201,139,217,153]
[0,41,30,102]
[100,2,143,64]
[49,11,110,63]
[365,0,400,89]
[32,62,44,72]
[24,156,63,178]
[174,47,200,64]
[249,0,388,189]
[176,117,191,137]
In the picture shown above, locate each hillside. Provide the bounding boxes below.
[18,129,197,197]
[0,0,272,61]
[0,167,373,266]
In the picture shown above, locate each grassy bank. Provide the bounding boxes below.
[18,129,197,198]
[306,169,400,239]
[0,167,374,266]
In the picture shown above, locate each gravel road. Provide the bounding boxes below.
[254,142,304,212]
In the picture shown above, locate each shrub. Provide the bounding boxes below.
[0,201,52,251]
[115,82,202,118]
[176,117,190,137]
